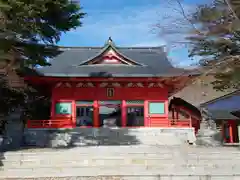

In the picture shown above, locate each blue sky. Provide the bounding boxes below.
[59,0,208,67]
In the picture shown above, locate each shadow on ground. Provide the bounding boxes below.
[0,127,140,168]
[0,127,141,165]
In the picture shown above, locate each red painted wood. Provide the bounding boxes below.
[150,117,169,127]
[52,87,168,100]
[171,105,201,133]
[49,86,169,128]
[189,117,192,128]
[93,100,99,127]
[221,120,239,144]
[27,118,191,128]
[25,77,170,84]
[50,96,54,118]
[72,100,76,127]
[144,100,149,126]
[25,75,196,128]
[27,118,73,128]
[229,121,233,143]
[121,100,127,127]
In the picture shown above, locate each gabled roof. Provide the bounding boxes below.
[169,74,240,120]
[208,110,240,120]
[171,74,236,107]
[32,38,199,78]
[78,38,144,66]
[200,89,240,107]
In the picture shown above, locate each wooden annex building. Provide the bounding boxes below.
[171,78,240,145]
[24,38,199,130]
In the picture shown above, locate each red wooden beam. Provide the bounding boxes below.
[229,120,233,143]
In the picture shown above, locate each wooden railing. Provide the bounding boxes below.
[27,118,73,128]
[150,118,191,127]
[27,118,192,128]
[169,119,191,127]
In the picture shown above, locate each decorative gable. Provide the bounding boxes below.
[79,37,144,66]
[89,47,135,65]
[100,49,128,64]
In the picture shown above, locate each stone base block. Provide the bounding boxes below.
[23,127,196,148]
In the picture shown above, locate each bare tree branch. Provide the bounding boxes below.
[175,0,201,34]
[225,0,240,20]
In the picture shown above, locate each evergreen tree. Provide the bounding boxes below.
[0,0,85,68]
[0,0,85,132]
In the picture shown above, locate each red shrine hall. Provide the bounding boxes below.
[25,38,199,129]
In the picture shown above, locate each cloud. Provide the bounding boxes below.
[65,1,193,45]
[59,0,198,66]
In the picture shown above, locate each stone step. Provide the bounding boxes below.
[0,176,237,180]
[2,145,240,178]
[3,151,240,160]
[2,145,239,153]
[2,154,240,162]
[2,146,240,154]
[0,165,239,178]
[2,158,240,168]
[3,155,240,164]
[1,163,239,171]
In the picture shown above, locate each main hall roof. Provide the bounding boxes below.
[34,38,199,78]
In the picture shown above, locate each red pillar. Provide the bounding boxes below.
[72,100,76,127]
[51,98,55,118]
[144,101,150,126]
[189,116,192,127]
[229,120,233,143]
[122,100,127,127]
[93,100,99,127]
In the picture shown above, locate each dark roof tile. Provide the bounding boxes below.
[35,46,198,77]
[171,75,236,107]
[208,110,239,120]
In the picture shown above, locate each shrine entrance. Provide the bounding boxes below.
[99,101,122,127]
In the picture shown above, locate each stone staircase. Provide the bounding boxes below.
[1,145,240,179]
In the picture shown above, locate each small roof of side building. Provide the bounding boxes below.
[170,74,237,107]
[208,110,240,120]
[32,38,199,78]
[169,74,240,120]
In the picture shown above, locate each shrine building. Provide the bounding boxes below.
[25,38,199,130]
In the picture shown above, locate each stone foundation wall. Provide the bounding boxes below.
[0,111,24,150]
[23,127,196,148]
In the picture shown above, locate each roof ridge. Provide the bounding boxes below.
[200,89,240,107]
[78,43,146,66]
[58,46,164,50]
